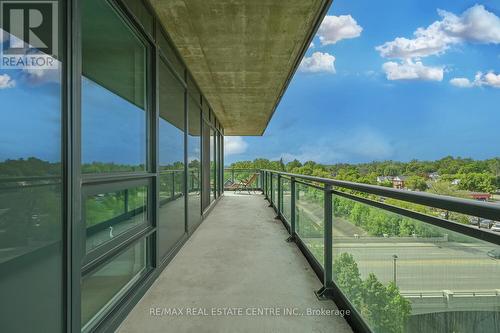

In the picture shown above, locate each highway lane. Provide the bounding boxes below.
[304,239,500,291]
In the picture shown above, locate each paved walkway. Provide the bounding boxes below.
[118,193,352,333]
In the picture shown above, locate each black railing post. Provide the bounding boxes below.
[231,168,235,184]
[277,174,281,216]
[171,172,175,198]
[286,176,296,242]
[269,172,273,207]
[263,171,267,198]
[316,183,333,299]
[260,170,265,194]
[124,189,129,214]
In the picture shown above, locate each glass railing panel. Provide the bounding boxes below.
[295,182,324,265]
[331,194,500,333]
[332,187,499,232]
[281,177,292,223]
[272,174,278,206]
[266,173,271,195]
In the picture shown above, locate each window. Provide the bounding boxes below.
[188,97,201,227]
[210,128,215,202]
[82,0,148,173]
[158,59,186,257]
[0,0,63,331]
[81,0,153,329]
[81,237,150,328]
[84,183,149,253]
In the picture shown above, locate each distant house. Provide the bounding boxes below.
[376,176,394,183]
[392,176,408,189]
[451,179,461,185]
[376,175,408,189]
[469,192,491,201]
[428,172,440,181]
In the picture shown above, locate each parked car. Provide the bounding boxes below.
[468,216,480,226]
[491,222,500,232]
[487,248,500,259]
[479,219,493,229]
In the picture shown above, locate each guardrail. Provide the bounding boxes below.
[260,169,500,333]
[223,168,261,190]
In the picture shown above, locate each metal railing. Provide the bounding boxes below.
[223,168,261,190]
[260,169,500,333]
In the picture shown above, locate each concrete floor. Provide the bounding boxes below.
[118,193,352,333]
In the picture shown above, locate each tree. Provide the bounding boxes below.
[333,253,363,306]
[361,273,411,333]
[384,282,412,333]
[458,173,495,193]
[333,254,412,333]
[286,159,302,172]
[405,175,428,191]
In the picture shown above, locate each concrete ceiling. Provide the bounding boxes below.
[150,0,330,135]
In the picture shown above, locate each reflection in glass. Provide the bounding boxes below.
[0,14,63,331]
[81,238,148,328]
[188,97,201,227]
[82,0,147,173]
[85,185,148,252]
[158,60,185,258]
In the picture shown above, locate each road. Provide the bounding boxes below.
[305,238,500,292]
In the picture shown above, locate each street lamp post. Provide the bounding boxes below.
[392,254,398,285]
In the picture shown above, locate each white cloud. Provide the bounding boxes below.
[449,77,473,88]
[479,72,500,88]
[440,5,500,44]
[318,15,363,45]
[376,5,500,60]
[376,21,455,59]
[382,60,443,81]
[0,74,15,89]
[299,52,336,73]
[224,136,248,156]
[22,66,60,85]
[451,71,500,88]
[309,42,315,49]
[0,28,7,44]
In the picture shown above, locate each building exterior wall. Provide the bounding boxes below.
[0,0,224,331]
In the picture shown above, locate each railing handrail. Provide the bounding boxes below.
[159,169,184,173]
[262,168,500,333]
[0,175,61,183]
[261,169,500,222]
[223,168,260,171]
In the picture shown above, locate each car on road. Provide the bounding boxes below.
[491,222,500,232]
[468,216,480,226]
[487,248,500,259]
[479,219,493,229]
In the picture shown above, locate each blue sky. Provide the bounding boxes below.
[225,1,500,165]
[1,1,499,167]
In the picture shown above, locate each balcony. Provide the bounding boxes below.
[117,169,500,333]
[119,191,352,333]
